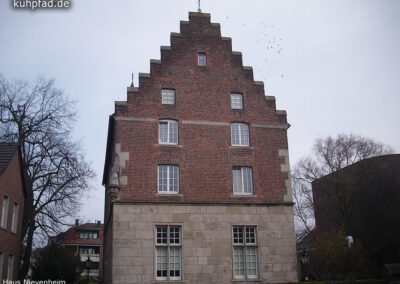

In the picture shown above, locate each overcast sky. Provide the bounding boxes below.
[1,0,399,223]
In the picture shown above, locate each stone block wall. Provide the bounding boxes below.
[111,203,297,284]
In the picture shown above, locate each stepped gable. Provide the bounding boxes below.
[116,12,287,127]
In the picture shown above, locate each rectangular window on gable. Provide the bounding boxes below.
[156,225,182,280]
[0,252,3,280]
[7,254,14,281]
[231,123,249,146]
[11,202,19,234]
[158,165,179,194]
[162,90,175,105]
[233,226,258,279]
[1,195,9,229]
[233,167,253,195]
[231,94,243,109]
[159,120,178,145]
[198,53,206,66]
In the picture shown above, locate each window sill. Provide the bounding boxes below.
[153,281,187,284]
[229,146,254,149]
[232,279,262,282]
[155,193,182,196]
[231,194,256,198]
[156,144,182,148]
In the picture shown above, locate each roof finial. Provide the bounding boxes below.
[130,73,134,87]
[197,0,201,12]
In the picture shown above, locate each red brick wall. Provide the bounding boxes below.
[0,151,24,281]
[111,13,289,204]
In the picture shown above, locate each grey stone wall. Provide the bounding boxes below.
[111,203,297,284]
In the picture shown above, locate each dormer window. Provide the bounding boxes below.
[79,231,99,239]
[198,53,206,66]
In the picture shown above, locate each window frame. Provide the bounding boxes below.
[0,252,3,280]
[232,226,259,280]
[231,93,243,110]
[198,53,206,66]
[158,120,178,145]
[1,195,9,229]
[231,123,250,146]
[7,254,14,281]
[162,89,176,105]
[11,202,19,234]
[79,231,99,239]
[155,225,182,281]
[157,165,179,194]
[232,167,254,195]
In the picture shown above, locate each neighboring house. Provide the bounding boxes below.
[54,220,104,280]
[103,12,297,284]
[312,154,400,275]
[0,143,26,281]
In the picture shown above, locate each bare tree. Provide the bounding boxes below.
[0,75,94,279]
[292,133,393,240]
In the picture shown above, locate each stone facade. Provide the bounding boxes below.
[103,11,298,284]
[111,204,297,284]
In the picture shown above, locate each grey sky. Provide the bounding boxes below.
[1,0,399,223]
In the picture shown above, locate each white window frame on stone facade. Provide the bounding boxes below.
[232,226,259,280]
[198,53,206,66]
[231,123,249,146]
[231,93,243,109]
[162,89,175,105]
[11,202,18,234]
[233,167,253,195]
[1,195,9,229]
[157,165,179,194]
[159,120,178,145]
[155,225,182,281]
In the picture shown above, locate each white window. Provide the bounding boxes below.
[158,165,179,193]
[156,226,182,280]
[11,202,18,234]
[231,123,249,146]
[233,226,258,279]
[7,254,14,280]
[159,120,178,145]
[80,247,96,255]
[231,94,243,109]
[198,53,206,66]
[0,252,3,280]
[162,89,175,105]
[1,195,9,229]
[233,167,253,195]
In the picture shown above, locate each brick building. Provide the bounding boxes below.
[54,220,104,280]
[103,12,297,284]
[0,143,26,281]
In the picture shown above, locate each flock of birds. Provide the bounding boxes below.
[223,15,285,85]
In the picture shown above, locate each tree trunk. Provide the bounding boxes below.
[19,221,35,280]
